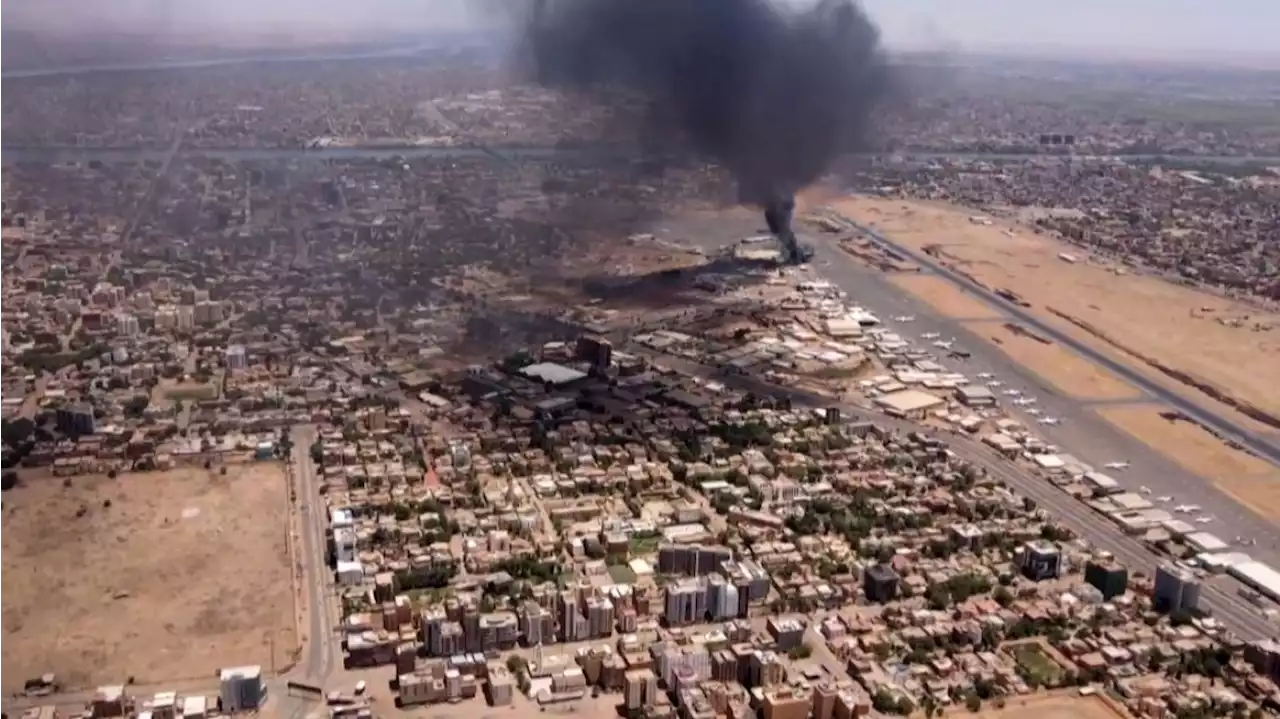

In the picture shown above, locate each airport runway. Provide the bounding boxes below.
[800,239,1280,568]
[833,213,1280,469]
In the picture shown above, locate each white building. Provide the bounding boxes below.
[117,313,139,337]
[218,665,263,712]
[225,345,247,372]
[333,527,357,563]
[337,560,364,586]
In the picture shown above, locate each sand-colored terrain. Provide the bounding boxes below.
[888,273,1004,320]
[2,465,296,691]
[964,321,1141,402]
[964,695,1128,719]
[827,196,1280,427]
[1098,406,1280,522]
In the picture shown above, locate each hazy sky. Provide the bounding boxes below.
[4,0,1277,63]
[861,0,1279,61]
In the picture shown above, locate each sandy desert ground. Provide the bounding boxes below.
[888,273,1005,320]
[967,321,1142,402]
[1098,405,1280,522]
[828,196,1280,423]
[1,464,296,691]
[964,694,1128,719]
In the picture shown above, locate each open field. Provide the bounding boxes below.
[1009,642,1064,685]
[827,196,1280,427]
[965,321,1141,402]
[1,464,296,691]
[964,694,1128,719]
[1097,405,1280,523]
[888,273,1004,320]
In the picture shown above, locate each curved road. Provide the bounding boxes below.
[837,214,1280,469]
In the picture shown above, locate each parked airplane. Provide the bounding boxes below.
[1039,417,1061,425]
[976,372,994,379]
[1139,486,1151,494]
[1103,461,1130,470]
[932,340,953,350]
[1195,516,1215,524]
[921,332,940,340]
[986,380,1003,388]
[894,315,916,322]
[1003,388,1022,396]
[1026,408,1042,416]
[1175,504,1201,513]
[1156,496,1172,503]
[1021,397,1038,405]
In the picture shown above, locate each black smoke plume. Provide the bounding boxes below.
[522,0,893,261]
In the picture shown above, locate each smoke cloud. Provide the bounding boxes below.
[522,0,894,254]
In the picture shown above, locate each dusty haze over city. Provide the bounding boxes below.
[4,0,1279,67]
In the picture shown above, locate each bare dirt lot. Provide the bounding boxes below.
[827,196,1280,427]
[1097,406,1280,523]
[966,321,1141,402]
[888,273,1004,320]
[2,464,296,691]
[965,694,1127,719]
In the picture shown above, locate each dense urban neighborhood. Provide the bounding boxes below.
[4,24,1280,719]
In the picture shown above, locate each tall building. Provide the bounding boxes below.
[707,574,740,620]
[863,564,899,604]
[176,305,195,331]
[518,602,555,647]
[812,681,838,719]
[55,404,96,436]
[225,345,248,372]
[1153,564,1201,614]
[1084,559,1129,600]
[1019,540,1063,581]
[658,544,734,577]
[664,578,709,626]
[575,335,613,375]
[559,589,588,642]
[194,300,223,325]
[116,313,139,337]
[218,666,264,712]
[586,596,615,638]
[624,669,659,710]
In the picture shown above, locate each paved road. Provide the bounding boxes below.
[276,424,337,719]
[291,424,335,682]
[829,211,1280,469]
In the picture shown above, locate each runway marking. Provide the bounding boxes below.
[946,316,1007,324]
[1076,397,1162,408]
